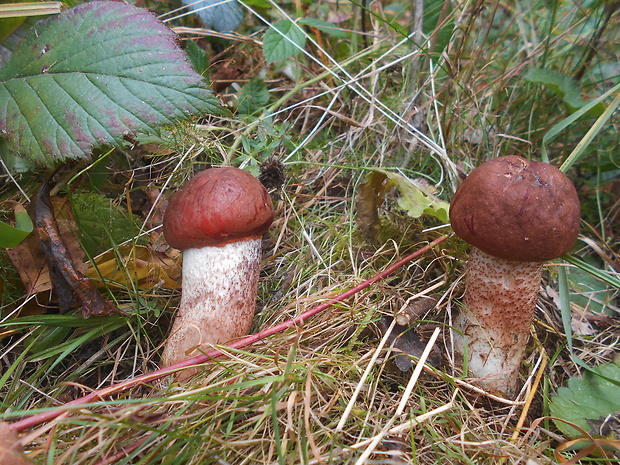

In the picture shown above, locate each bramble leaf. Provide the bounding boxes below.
[0,1,223,168]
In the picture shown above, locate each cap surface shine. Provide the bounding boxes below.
[449,155,580,262]
[163,167,275,250]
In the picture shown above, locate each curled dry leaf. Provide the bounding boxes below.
[88,245,181,290]
[7,179,120,318]
[31,182,121,317]
[355,170,394,244]
[380,316,443,372]
[395,294,440,326]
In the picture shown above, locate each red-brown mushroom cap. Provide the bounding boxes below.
[449,155,580,262]
[163,167,274,250]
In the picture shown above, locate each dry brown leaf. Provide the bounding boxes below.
[355,171,395,245]
[0,422,36,465]
[6,196,87,297]
[380,316,442,371]
[5,230,52,296]
[31,182,120,317]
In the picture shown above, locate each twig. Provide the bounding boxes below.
[336,318,397,431]
[9,235,448,433]
[350,392,457,449]
[354,327,442,464]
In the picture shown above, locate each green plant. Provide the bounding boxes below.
[551,361,620,439]
[1,0,619,463]
[0,1,223,171]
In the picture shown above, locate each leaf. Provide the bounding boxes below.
[298,18,349,38]
[422,0,455,56]
[379,315,442,372]
[550,362,620,438]
[31,181,120,317]
[0,12,25,44]
[355,170,449,244]
[0,421,36,465]
[539,81,620,168]
[263,19,306,64]
[87,245,181,291]
[524,68,605,116]
[568,265,614,315]
[377,169,450,223]
[5,195,86,296]
[236,76,270,115]
[243,0,272,8]
[0,202,32,248]
[0,1,223,168]
[71,192,143,257]
[181,0,244,32]
[185,39,210,79]
[355,170,396,244]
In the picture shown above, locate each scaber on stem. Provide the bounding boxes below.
[161,167,275,380]
[450,155,581,396]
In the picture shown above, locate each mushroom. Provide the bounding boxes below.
[449,155,580,396]
[161,167,274,378]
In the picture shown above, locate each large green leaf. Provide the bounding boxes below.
[0,1,223,167]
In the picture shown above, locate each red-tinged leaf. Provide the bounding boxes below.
[0,1,224,167]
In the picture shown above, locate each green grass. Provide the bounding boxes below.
[1,0,619,463]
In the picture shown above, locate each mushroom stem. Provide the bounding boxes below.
[162,238,262,376]
[453,247,542,395]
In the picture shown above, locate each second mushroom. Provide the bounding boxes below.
[449,155,580,396]
[161,167,274,379]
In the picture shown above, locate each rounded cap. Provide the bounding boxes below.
[449,155,580,262]
[163,167,274,249]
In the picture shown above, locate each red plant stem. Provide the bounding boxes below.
[9,235,447,432]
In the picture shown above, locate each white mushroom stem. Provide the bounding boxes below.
[162,238,262,376]
[453,247,543,396]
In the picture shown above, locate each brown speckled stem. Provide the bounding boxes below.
[162,238,261,380]
[453,247,542,396]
